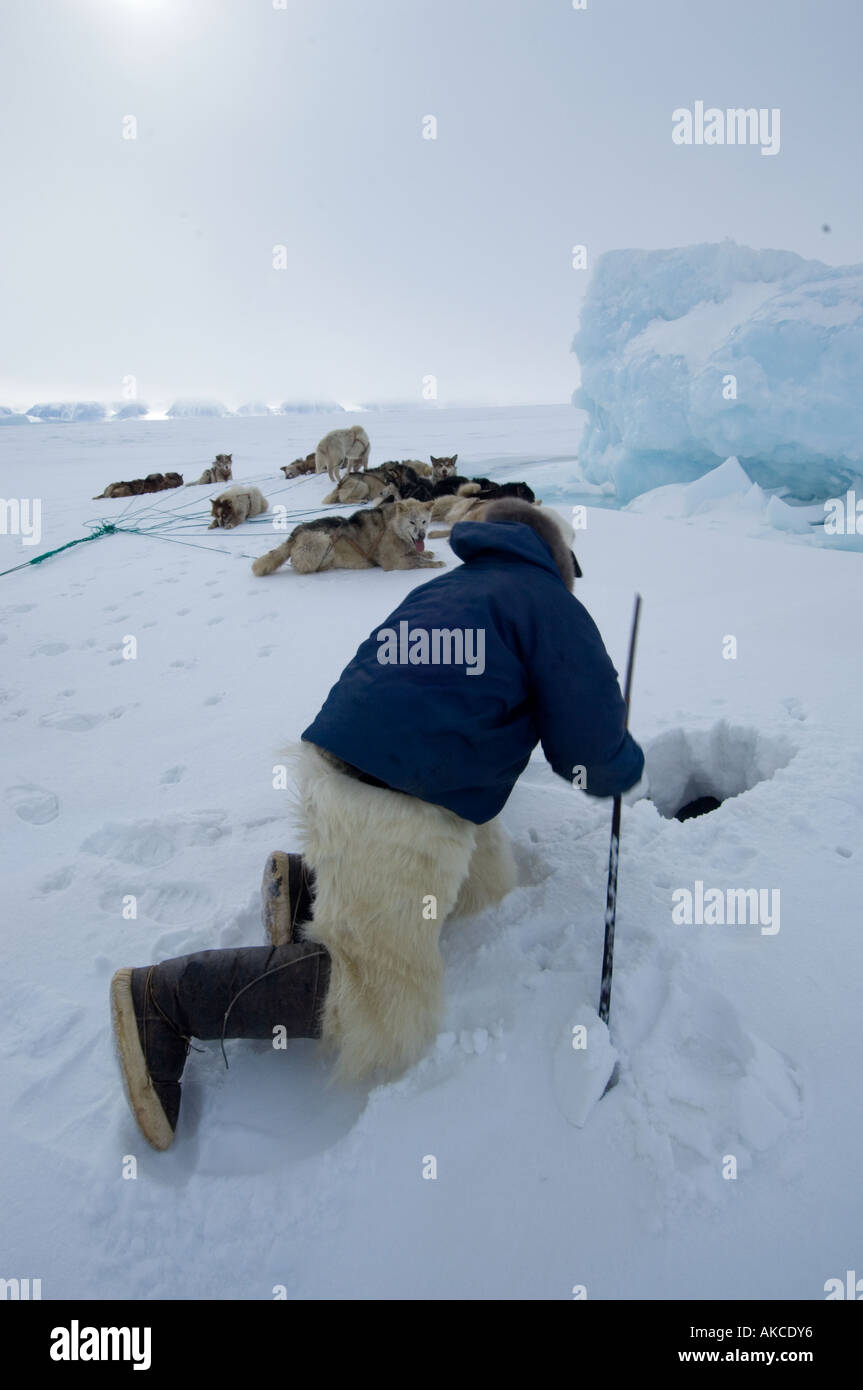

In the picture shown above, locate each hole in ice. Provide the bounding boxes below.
[675,794,722,822]
[644,721,795,822]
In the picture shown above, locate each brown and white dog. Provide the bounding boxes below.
[208,484,269,529]
[281,453,316,479]
[252,499,440,575]
[190,454,233,485]
[93,472,183,499]
[430,455,458,482]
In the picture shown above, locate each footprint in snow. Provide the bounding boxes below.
[81,811,229,868]
[5,783,60,825]
[203,694,224,706]
[32,641,70,657]
[39,865,75,893]
[98,880,215,925]
[625,974,802,1202]
[160,765,186,785]
[39,710,106,732]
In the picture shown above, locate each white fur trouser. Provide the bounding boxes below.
[294,743,517,1083]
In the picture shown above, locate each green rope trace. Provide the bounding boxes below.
[0,471,344,579]
[0,520,120,579]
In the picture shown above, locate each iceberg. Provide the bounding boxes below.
[26,401,107,422]
[166,399,232,418]
[278,401,343,415]
[0,407,32,426]
[573,241,863,502]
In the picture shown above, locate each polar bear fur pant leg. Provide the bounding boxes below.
[294,743,516,1083]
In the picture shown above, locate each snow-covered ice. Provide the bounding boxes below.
[1,406,861,1299]
[573,242,863,502]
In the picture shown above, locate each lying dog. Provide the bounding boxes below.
[429,481,539,533]
[315,426,371,483]
[323,461,425,505]
[430,455,458,481]
[383,473,535,511]
[208,484,269,530]
[93,472,183,500]
[189,454,233,485]
[251,499,441,575]
[281,453,316,479]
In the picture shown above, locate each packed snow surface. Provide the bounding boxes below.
[573,242,863,502]
[1,406,860,1299]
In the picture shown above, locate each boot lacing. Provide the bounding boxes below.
[144,965,205,1065]
[219,952,328,1069]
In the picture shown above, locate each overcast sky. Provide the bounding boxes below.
[1,0,861,409]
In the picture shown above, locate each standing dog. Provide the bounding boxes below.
[252,499,441,575]
[208,485,268,529]
[315,426,371,482]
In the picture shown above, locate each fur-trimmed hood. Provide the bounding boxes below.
[449,502,579,590]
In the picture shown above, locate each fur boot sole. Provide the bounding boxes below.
[261,851,313,946]
[111,968,176,1152]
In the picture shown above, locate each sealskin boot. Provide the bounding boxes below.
[111,942,330,1151]
[261,852,316,945]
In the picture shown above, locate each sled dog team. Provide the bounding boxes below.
[93,427,547,573]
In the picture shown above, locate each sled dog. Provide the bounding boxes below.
[430,455,458,481]
[281,453,316,479]
[93,472,183,500]
[428,482,539,535]
[252,499,441,575]
[323,461,425,505]
[315,426,371,482]
[208,484,269,529]
[189,454,233,485]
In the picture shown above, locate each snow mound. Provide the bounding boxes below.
[26,401,107,422]
[573,241,863,502]
[626,456,825,539]
[628,976,802,1188]
[166,399,232,418]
